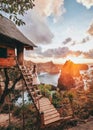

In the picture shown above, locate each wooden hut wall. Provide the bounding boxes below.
[0,45,16,67]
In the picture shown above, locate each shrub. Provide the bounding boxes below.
[52,92,61,108]
[38,84,51,98]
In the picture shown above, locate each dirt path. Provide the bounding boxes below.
[0,114,21,127]
[68,120,93,130]
[0,114,10,127]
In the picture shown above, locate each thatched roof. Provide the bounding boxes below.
[0,16,36,48]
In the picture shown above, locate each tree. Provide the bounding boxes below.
[67,92,75,118]
[0,67,22,110]
[0,0,35,26]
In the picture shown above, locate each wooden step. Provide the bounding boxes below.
[39,103,52,107]
[44,116,61,125]
[31,90,40,95]
[26,81,32,85]
[39,98,51,103]
[44,113,60,121]
[33,95,43,101]
[41,108,56,114]
[29,88,34,92]
[23,73,32,76]
[36,101,51,108]
[21,70,27,73]
[40,104,54,109]
[39,99,50,102]
[44,110,59,117]
[44,116,72,125]
[39,103,51,107]
[40,105,54,111]
[39,101,51,104]
[24,77,32,80]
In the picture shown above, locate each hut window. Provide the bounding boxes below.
[0,47,7,58]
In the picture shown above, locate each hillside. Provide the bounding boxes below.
[24,60,61,74]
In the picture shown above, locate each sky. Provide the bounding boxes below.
[18,0,93,64]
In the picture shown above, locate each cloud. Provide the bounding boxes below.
[70,36,90,46]
[25,47,71,58]
[25,46,43,57]
[71,41,76,46]
[88,24,93,35]
[25,45,93,61]
[76,0,93,9]
[87,49,93,58]
[81,36,90,43]
[43,47,70,58]
[62,36,90,47]
[63,37,72,45]
[42,48,90,59]
[83,49,93,58]
[19,11,54,44]
[18,0,65,45]
[34,0,65,19]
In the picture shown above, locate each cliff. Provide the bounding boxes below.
[57,60,88,90]
[24,60,60,74]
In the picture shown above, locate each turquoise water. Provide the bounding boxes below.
[38,73,60,87]
[16,73,60,105]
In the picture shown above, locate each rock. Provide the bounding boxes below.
[24,60,60,74]
[57,60,88,90]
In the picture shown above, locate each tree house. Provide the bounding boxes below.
[0,16,36,67]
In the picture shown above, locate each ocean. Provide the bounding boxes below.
[16,73,60,105]
[38,72,60,87]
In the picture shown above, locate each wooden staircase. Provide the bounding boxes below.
[19,65,72,128]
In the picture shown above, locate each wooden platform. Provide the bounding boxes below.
[36,97,61,125]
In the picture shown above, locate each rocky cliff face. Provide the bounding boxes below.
[57,60,88,90]
[24,60,60,74]
[38,61,61,74]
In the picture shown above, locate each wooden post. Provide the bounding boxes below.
[22,81,25,130]
[49,96,52,103]
[17,45,24,65]
[40,112,44,128]
[9,103,11,126]
[37,99,40,110]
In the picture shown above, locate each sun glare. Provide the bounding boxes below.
[65,55,93,64]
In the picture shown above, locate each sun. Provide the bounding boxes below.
[65,55,93,64]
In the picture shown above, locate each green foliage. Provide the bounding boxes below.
[62,91,74,103]
[6,125,21,130]
[12,90,22,103]
[7,67,21,81]
[1,104,9,113]
[12,103,38,130]
[67,92,74,103]
[1,104,13,113]
[0,127,5,130]
[12,106,22,118]
[39,84,62,107]
[52,91,61,108]
[38,84,51,98]
[13,103,36,118]
[0,0,35,26]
